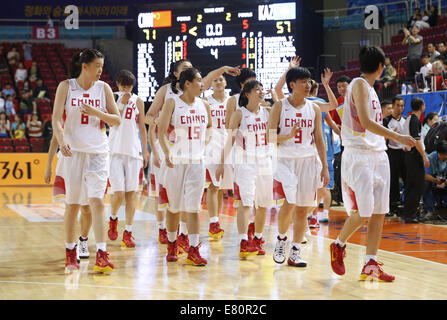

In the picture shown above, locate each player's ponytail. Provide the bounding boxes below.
[69,48,104,78]
[239,80,262,108]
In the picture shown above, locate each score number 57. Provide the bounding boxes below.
[276,21,291,34]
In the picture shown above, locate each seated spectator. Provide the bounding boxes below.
[15,62,27,84]
[33,78,50,100]
[0,95,5,113]
[437,41,447,61]
[381,99,393,118]
[422,141,447,221]
[7,46,20,63]
[2,83,15,99]
[427,60,447,91]
[22,42,32,69]
[5,95,16,116]
[380,57,397,85]
[27,113,42,138]
[414,13,430,30]
[27,61,40,82]
[0,112,10,137]
[0,59,8,75]
[416,52,432,90]
[428,5,438,27]
[428,42,440,63]
[421,10,429,23]
[10,114,26,139]
[407,8,420,29]
[42,117,52,152]
[19,87,36,115]
[422,112,439,142]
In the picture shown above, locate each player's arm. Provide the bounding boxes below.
[216,109,242,181]
[157,98,175,168]
[148,124,160,168]
[225,95,236,129]
[204,100,213,146]
[313,104,330,188]
[44,136,59,184]
[324,112,340,136]
[82,83,121,127]
[52,80,71,157]
[267,100,299,144]
[145,84,168,125]
[274,56,301,100]
[202,65,241,90]
[137,97,150,168]
[352,80,416,147]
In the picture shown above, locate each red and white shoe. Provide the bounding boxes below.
[329,242,346,275]
[177,234,190,254]
[158,228,168,244]
[186,244,207,266]
[108,217,118,241]
[121,230,136,248]
[360,260,395,282]
[239,239,258,258]
[253,237,265,255]
[65,246,80,272]
[247,222,255,241]
[208,222,224,239]
[166,240,178,262]
[93,250,114,274]
[309,216,320,228]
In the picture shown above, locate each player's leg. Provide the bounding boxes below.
[65,203,81,271]
[310,188,325,228]
[121,191,136,248]
[77,205,92,260]
[108,155,125,241]
[166,210,180,262]
[108,191,124,240]
[207,182,224,239]
[287,206,311,267]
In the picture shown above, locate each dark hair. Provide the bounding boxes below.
[310,79,318,95]
[69,49,104,79]
[359,46,386,74]
[436,140,447,154]
[336,75,351,84]
[235,68,256,88]
[410,97,424,111]
[239,80,263,107]
[421,52,431,59]
[115,69,136,87]
[162,59,191,86]
[423,112,438,125]
[286,67,311,92]
[172,67,201,94]
[438,41,446,46]
[381,99,392,106]
[416,13,422,19]
[392,96,404,104]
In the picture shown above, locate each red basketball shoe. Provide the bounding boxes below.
[108,217,118,241]
[360,260,395,282]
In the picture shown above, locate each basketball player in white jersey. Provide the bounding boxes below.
[158,67,212,266]
[217,80,272,258]
[52,49,121,273]
[204,75,231,239]
[107,70,149,248]
[44,135,92,262]
[146,60,240,248]
[329,46,415,281]
[268,67,329,267]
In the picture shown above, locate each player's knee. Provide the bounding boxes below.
[80,205,92,217]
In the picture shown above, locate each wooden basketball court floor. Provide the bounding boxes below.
[1,186,447,300]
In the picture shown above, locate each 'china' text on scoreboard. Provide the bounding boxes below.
[136,2,296,102]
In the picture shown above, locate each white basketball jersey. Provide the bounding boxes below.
[236,106,269,158]
[109,92,142,159]
[341,77,386,151]
[170,95,208,161]
[164,84,183,102]
[277,98,316,158]
[64,79,108,153]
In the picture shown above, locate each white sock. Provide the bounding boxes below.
[292,242,301,250]
[254,233,262,239]
[96,242,106,252]
[189,234,200,247]
[278,233,287,240]
[210,216,219,223]
[179,222,188,235]
[335,238,346,247]
[110,215,118,221]
[365,255,377,264]
[239,234,248,242]
[157,221,166,230]
[65,242,76,250]
[125,225,132,232]
[167,231,177,242]
[249,219,254,224]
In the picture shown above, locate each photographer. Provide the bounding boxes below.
[422,141,447,221]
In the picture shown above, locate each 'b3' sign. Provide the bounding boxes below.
[364,5,379,30]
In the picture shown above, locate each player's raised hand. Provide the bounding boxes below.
[80,103,98,117]
[288,124,300,140]
[289,56,301,69]
[321,68,333,86]
[224,66,241,76]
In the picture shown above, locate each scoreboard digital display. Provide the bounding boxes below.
[135,1,297,102]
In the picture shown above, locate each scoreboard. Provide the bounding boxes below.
[135,1,297,102]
